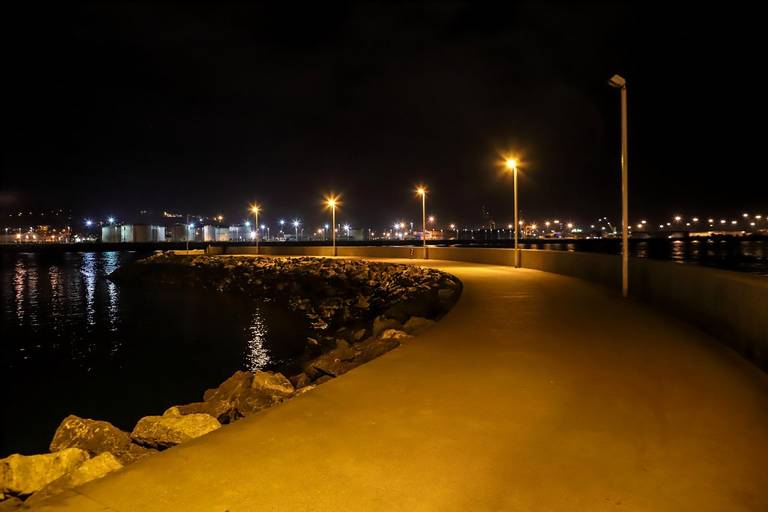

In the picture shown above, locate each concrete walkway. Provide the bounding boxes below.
[32,260,768,511]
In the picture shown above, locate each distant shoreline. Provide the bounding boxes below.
[1,235,767,254]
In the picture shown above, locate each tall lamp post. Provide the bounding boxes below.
[416,186,428,259]
[250,204,261,254]
[505,159,520,267]
[325,195,339,256]
[608,74,629,298]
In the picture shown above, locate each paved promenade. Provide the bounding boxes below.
[32,260,768,511]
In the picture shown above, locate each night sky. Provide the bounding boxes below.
[3,3,765,228]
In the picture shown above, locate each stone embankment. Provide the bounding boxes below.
[0,255,461,509]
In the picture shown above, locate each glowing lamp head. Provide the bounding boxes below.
[85,220,93,227]
[416,186,427,196]
[292,220,300,228]
[250,204,261,215]
[107,217,115,224]
[505,158,518,171]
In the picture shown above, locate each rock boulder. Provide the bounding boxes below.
[25,452,123,505]
[0,448,89,496]
[49,415,133,463]
[380,328,412,340]
[251,371,294,397]
[130,414,221,449]
[372,316,403,337]
[403,316,437,334]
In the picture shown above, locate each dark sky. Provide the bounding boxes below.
[2,3,765,228]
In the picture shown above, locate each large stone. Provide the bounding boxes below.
[251,371,294,397]
[380,328,412,340]
[120,443,157,465]
[289,373,311,389]
[234,388,281,417]
[403,316,437,334]
[0,448,89,496]
[165,399,235,424]
[130,414,221,449]
[352,337,401,365]
[372,316,403,337]
[25,452,123,506]
[49,415,132,462]
[207,371,254,402]
[303,339,362,379]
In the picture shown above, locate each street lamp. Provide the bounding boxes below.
[250,204,261,254]
[505,158,521,267]
[325,195,340,256]
[292,219,300,241]
[608,73,629,298]
[416,186,428,259]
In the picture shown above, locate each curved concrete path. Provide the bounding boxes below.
[31,260,768,511]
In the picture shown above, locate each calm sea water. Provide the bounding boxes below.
[512,239,768,276]
[0,251,307,456]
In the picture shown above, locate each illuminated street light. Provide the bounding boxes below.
[85,219,93,227]
[416,186,428,259]
[292,219,301,241]
[608,73,629,298]
[504,158,521,267]
[324,195,340,255]
[250,204,261,253]
[108,217,115,224]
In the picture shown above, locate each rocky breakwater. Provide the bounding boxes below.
[0,255,461,510]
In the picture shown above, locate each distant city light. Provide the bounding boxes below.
[245,221,251,227]
[279,219,285,226]
[428,216,435,223]
[107,217,115,224]
[674,215,682,221]
[85,219,93,227]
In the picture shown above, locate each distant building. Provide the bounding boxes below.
[101,225,120,243]
[202,225,230,242]
[229,225,252,242]
[123,224,165,242]
[168,224,196,242]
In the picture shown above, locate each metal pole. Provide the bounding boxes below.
[255,211,259,255]
[332,206,336,256]
[514,166,519,267]
[422,193,427,259]
[621,86,629,298]
[186,214,189,252]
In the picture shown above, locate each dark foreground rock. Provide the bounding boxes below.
[0,448,89,496]
[131,413,221,449]
[25,452,123,506]
[49,415,153,465]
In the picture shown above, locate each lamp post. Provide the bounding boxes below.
[416,186,427,259]
[325,196,339,256]
[250,204,261,254]
[608,74,629,298]
[505,159,520,267]
[292,219,300,242]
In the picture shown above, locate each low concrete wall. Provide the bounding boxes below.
[222,244,767,370]
[630,258,768,370]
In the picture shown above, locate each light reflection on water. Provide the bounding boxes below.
[246,307,270,371]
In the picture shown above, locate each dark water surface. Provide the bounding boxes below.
[1,251,307,456]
